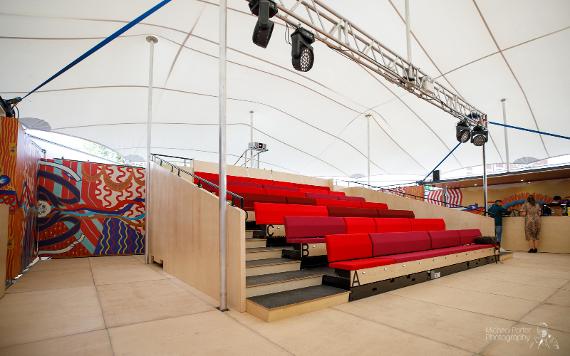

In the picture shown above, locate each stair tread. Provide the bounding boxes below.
[247,267,331,287]
[247,285,348,309]
[246,246,293,253]
[246,258,300,268]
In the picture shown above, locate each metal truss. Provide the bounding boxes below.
[251,0,487,126]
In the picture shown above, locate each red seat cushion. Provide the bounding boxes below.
[325,233,372,262]
[284,216,346,239]
[384,244,494,263]
[411,218,446,231]
[376,209,415,219]
[459,229,482,245]
[344,217,377,233]
[374,218,412,232]
[361,202,389,210]
[254,203,328,224]
[315,198,362,208]
[327,206,379,218]
[306,193,339,200]
[370,232,431,256]
[429,230,461,249]
[330,257,396,270]
[342,196,366,202]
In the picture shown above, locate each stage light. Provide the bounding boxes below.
[291,27,315,72]
[471,124,488,146]
[456,119,471,143]
[249,0,278,48]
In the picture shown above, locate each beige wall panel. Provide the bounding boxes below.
[338,187,494,236]
[149,162,246,312]
[0,205,8,299]
[503,217,570,253]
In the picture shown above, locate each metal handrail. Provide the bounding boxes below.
[150,153,244,209]
[344,180,488,214]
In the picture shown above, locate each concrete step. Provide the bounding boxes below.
[246,285,349,322]
[246,230,263,239]
[246,268,330,297]
[246,246,292,261]
[246,258,300,277]
[246,238,267,249]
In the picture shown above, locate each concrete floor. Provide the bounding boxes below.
[0,253,568,356]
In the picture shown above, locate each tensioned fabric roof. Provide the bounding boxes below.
[1,0,569,178]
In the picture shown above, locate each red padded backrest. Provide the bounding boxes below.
[306,193,339,200]
[286,197,316,205]
[327,191,345,197]
[374,218,412,232]
[342,196,366,202]
[376,209,415,219]
[370,232,431,256]
[284,216,346,239]
[459,229,482,245]
[254,203,328,225]
[327,206,379,218]
[243,195,286,210]
[264,189,306,198]
[361,201,389,210]
[344,217,378,233]
[230,186,265,196]
[325,233,372,263]
[429,230,461,249]
[411,218,446,231]
[315,199,362,208]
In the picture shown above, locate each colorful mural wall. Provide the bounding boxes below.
[0,117,42,280]
[37,159,145,258]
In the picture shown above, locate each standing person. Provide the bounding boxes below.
[520,195,542,253]
[487,200,510,250]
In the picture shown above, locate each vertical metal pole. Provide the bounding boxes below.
[144,35,157,265]
[249,110,254,168]
[366,114,371,186]
[405,0,412,64]
[501,98,510,172]
[218,0,228,312]
[443,186,448,208]
[482,144,488,214]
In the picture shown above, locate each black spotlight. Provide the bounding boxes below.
[291,27,315,72]
[249,0,278,48]
[471,124,488,146]
[456,119,471,143]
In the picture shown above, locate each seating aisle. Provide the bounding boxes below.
[0,253,568,355]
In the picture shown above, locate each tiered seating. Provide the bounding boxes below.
[283,216,443,244]
[322,229,497,300]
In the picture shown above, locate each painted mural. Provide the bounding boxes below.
[37,159,145,258]
[0,117,42,280]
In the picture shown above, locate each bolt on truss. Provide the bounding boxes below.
[255,0,487,126]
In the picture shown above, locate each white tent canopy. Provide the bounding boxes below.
[1,0,569,179]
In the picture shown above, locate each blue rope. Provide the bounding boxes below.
[421,142,462,183]
[22,0,172,100]
[489,121,569,140]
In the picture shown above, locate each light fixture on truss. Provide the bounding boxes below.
[291,27,315,72]
[249,0,278,48]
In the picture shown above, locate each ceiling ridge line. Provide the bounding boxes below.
[472,0,550,158]
[435,25,570,79]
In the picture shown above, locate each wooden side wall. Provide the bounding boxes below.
[502,217,570,253]
[192,160,333,188]
[338,187,494,235]
[149,162,246,311]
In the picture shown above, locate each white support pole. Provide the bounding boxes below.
[501,98,510,172]
[249,110,254,168]
[366,113,371,186]
[144,35,158,265]
[404,0,412,77]
[482,143,488,214]
[218,0,228,312]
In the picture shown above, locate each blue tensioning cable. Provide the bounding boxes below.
[22,0,172,100]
